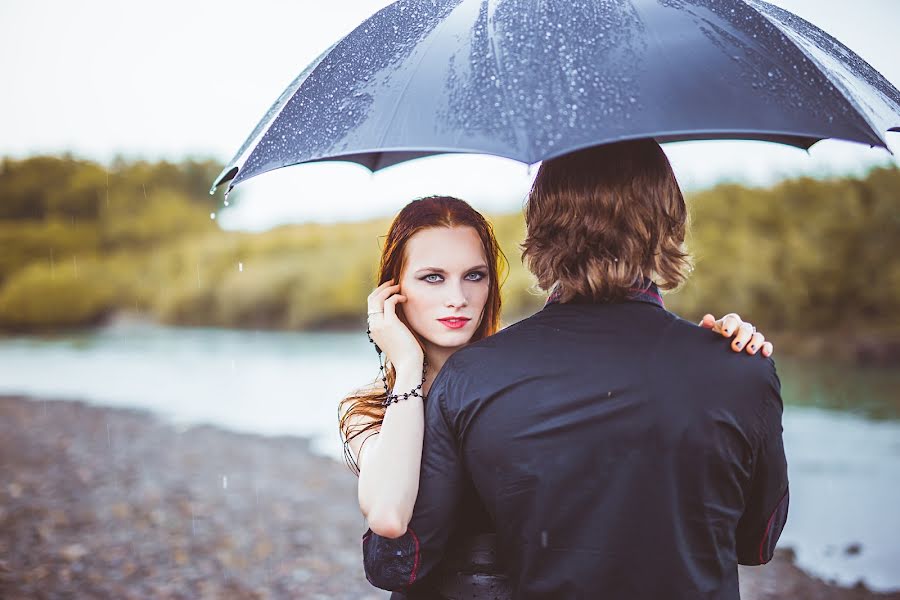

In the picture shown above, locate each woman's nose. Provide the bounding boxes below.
[445,282,468,308]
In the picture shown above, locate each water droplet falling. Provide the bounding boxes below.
[222,475,228,490]
[210,212,217,220]
[541,530,549,548]
[238,262,243,272]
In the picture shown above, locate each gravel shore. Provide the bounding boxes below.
[1,396,896,600]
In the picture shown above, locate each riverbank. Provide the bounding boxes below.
[1,396,897,599]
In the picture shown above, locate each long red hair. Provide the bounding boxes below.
[339,195,507,474]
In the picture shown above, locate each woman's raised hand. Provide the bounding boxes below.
[367,279,424,371]
[699,313,774,357]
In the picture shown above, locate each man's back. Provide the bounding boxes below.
[363,295,789,599]
[440,298,787,599]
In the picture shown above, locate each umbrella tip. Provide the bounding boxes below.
[887,127,900,156]
[210,166,240,195]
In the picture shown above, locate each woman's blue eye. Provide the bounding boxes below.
[421,272,485,283]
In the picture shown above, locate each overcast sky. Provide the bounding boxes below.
[1,0,898,229]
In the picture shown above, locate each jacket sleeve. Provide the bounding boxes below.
[736,358,789,565]
[362,366,464,590]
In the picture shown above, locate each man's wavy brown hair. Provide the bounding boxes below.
[521,139,691,303]
[338,196,506,475]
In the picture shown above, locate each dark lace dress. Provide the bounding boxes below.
[388,481,512,600]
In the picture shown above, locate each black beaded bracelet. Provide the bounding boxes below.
[367,325,427,406]
[383,377,426,407]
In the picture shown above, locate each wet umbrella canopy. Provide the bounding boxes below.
[213,0,900,195]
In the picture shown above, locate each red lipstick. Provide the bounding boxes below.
[438,317,470,329]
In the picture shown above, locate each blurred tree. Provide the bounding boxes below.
[0,155,897,349]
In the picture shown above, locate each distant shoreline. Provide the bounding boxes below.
[1,395,898,599]
[4,312,899,368]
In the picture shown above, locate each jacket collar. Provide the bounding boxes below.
[544,278,665,309]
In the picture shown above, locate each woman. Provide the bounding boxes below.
[339,195,771,598]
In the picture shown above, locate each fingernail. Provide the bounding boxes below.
[749,344,756,351]
[734,342,742,349]
[724,329,732,336]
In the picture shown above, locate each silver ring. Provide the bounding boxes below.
[367,311,384,316]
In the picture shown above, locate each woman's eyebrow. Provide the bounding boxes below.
[414,264,488,274]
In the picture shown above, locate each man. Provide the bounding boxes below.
[363,139,789,599]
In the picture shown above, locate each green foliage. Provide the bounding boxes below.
[149,224,383,329]
[0,259,118,329]
[0,155,222,222]
[667,167,900,335]
[0,155,898,345]
[487,211,546,322]
[99,187,217,249]
[0,156,107,220]
[0,219,100,284]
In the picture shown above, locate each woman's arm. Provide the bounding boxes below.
[353,280,429,539]
[354,362,427,539]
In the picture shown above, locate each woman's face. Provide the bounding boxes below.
[398,225,491,358]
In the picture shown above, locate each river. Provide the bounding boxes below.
[0,323,897,591]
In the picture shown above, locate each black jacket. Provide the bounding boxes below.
[364,290,789,599]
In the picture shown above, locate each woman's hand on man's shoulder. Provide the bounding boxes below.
[699,313,774,357]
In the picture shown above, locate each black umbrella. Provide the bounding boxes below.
[213,0,900,195]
